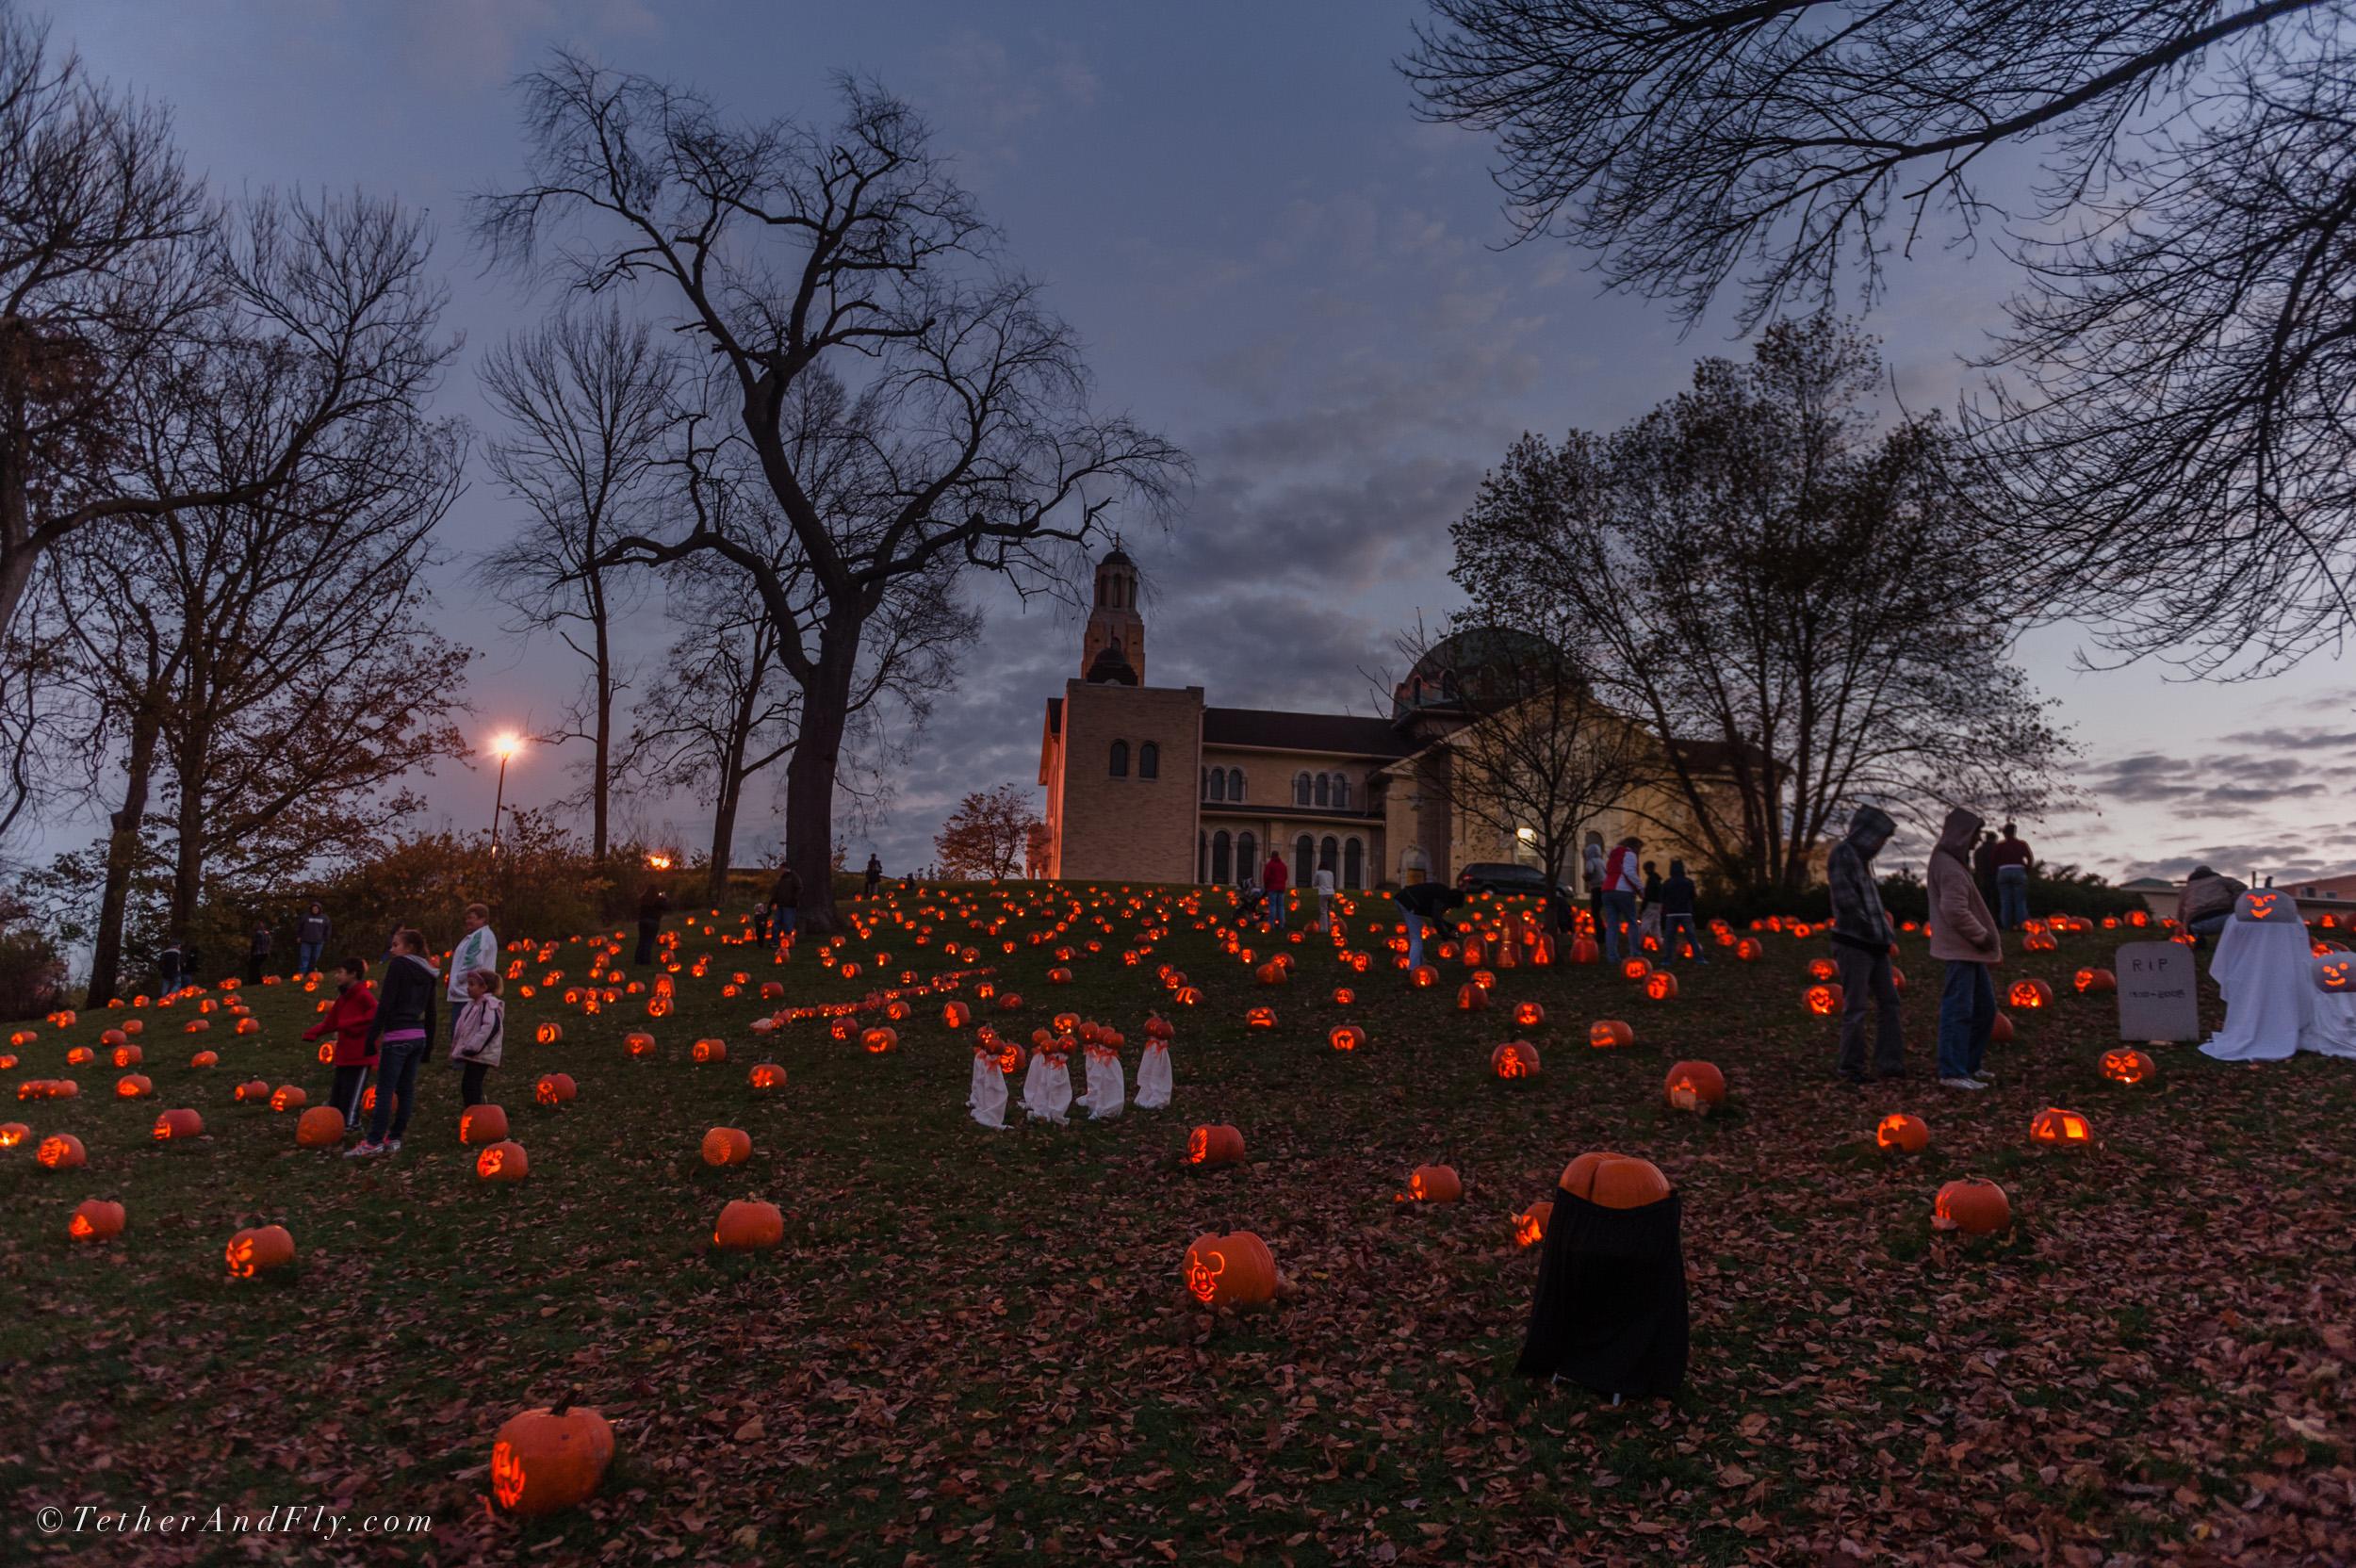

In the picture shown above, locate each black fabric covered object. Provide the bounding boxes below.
[1514,1185,1689,1397]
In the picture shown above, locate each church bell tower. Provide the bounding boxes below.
[1081,547,1144,685]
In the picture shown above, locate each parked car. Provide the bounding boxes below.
[1455,862,1564,900]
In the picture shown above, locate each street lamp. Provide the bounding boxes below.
[489,734,521,852]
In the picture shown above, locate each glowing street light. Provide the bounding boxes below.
[490,733,522,852]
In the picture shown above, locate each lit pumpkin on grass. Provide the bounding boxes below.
[1804,984,1844,1015]
[0,1121,25,1147]
[475,1140,530,1182]
[1244,1007,1277,1031]
[1513,1001,1545,1028]
[1328,1024,1364,1052]
[184,1019,209,1034]
[490,1403,614,1517]
[625,1033,658,1058]
[269,1086,306,1112]
[1406,1164,1463,1202]
[225,1224,295,1277]
[69,1199,125,1242]
[1183,1230,1278,1308]
[1644,972,1678,1001]
[2029,1105,2092,1145]
[1560,1151,1670,1208]
[111,1044,141,1067]
[37,1133,85,1168]
[295,1106,344,1147]
[115,1073,153,1099]
[1409,965,1439,988]
[701,1127,752,1167]
[459,1104,510,1145]
[535,1023,564,1044]
[1568,938,1600,964]
[1492,1040,1540,1079]
[1254,962,1287,986]
[2100,1048,2155,1086]
[861,1026,898,1054]
[1455,983,1489,1012]
[191,1048,219,1067]
[1875,1113,1930,1153]
[2074,968,2117,994]
[1932,1178,2010,1234]
[1587,1019,1634,1049]
[1331,987,1355,1006]
[535,1072,577,1105]
[942,1001,971,1029]
[713,1200,784,1252]
[1734,938,1763,961]
[1663,1060,1725,1113]
[1808,957,1839,983]
[2008,979,2053,1009]
[234,1080,271,1103]
[1048,967,1074,986]
[1186,1124,1245,1168]
[692,1038,728,1063]
[1513,1201,1552,1247]
[152,1107,203,1140]
[1620,957,1652,981]
[748,1063,786,1091]
[234,1018,260,1035]
[65,1046,92,1066]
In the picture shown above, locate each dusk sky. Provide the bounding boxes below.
[58,0,2356,889]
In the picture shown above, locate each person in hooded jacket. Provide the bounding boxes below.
[348,930,438,1156]
[1927,808,2003,1089]
[1827,806,1904,1083]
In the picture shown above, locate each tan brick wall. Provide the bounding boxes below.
[1052,682,1203,883]
[1197,746,1386,889]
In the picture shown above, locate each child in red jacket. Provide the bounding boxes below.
[303,956,379,1133]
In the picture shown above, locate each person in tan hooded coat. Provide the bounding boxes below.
[1927,807,2003,1089]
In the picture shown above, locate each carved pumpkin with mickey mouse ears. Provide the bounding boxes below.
[1183,1230,1277,1308]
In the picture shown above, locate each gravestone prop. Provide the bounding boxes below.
[2116,942,2199,1042]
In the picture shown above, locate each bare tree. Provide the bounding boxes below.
[1405,1,2356,676]
[480,305,679,858]
[934,782,1041,881]
[1451,318,2073,891]
[473,62,1186,933]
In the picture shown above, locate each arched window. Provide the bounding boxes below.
[1237,832,1257,883]
[1211,831,1231,884]
[1109,741,1129,777]
[1198,831,1209,882]
[1229,768,1246,802]
[1294,834,1315,884]
[1344,838,1364,890]
[1294,772,1312,806]
[1208,768,1224,802]
[1333,776,1350,810]
[1138,743,1158,779]
[1314,773,1331,807]
[1320,836,1339,874]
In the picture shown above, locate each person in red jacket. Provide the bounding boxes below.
[303,956,378,1134]
[1262,851,1290,931]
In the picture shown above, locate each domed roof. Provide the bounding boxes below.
[1099,547,1135,569]
[1392,627,1561,719]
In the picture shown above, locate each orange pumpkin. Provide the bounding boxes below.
[1662,1060,1725,1112]
[1989,1010,2016,1043]
[1587,1019,1635,1049]
[942,1001,972,1029]
[1183,1230,1278,1308]
[1328,1024,1364,1052]
[115,1073,153,1099]
[2029,1105,2092,1145]
[1331,987,1355,1006]
[1454,982,1489,1012]
[152,1107,204,1140]
[1804,983,1844,1016]
[536,1072,577,1105]
[701,1126,753,1167]
[1244,1006,1277,1030]
[1644,971,1678,1001]
[1734,938,1763,961]
[1048,967,1073,986]
[1559,1151,1670,1208]
[2073,967,2117,994]
[37,1133,85,1168]
[1932,1178,2010,1234]
[1621,957,1652,980]
[692,1037,728,1063]
[748,1062,787,1090]
[1513,1201,1552,1247]
[69,1199,125,1242]
[1513,1001,1545,1028]
[1568,938,1600,964]
[225,1224,295,1277]
[535,1022,564,1044]
[1406,1164,1463,1202]
[490,1403,615,1517]
[1875,1113,1930,1153]
[1491,1039,1540,1079]
[2008,978,2053,1009]
[1186,1124,1245,1168]
[475,1140,530,1181]
[459,1104,510,1145]
[712,1200,784,1251]
[2099,1048,2155,1086]
[269,1086,306,1112]
[0,1121,24,1147]
[861,1026,898,1054]
[1410,964,1440,988]
[1808,957,1839,982]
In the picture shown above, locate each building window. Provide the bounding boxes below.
[1229,768,1246,802]
[1320,835,1338,874]
[1315,774,1331,808]
[1294,772,1312,806]
[1295,833,1315,885]
[1198,831,1208,883]
[1211,831,1231,884]
[1206,767,1223,802]
[1139,742,1158,779]
[1109,741,1129,777]
[1237,832,1257,883]
[1334,776,1350,809]
[1344,837,1363,890]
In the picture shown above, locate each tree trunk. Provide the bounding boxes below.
[85,708,161,1006]
[707,750,744,908]
[781,619,861,936]
[170,722,206,950]
[592,595,613,862]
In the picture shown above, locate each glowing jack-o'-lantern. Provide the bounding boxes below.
[701,1126,752,1167]
[1047,967,1074,987]
[1566,938,1599,965]
[1512,1001,1546,1028]
[2007,978,2053,1009]
[2029,1105,2092,1144]
[535,1022,564,1044]
[1621,957,1652,981]
[1663,1060,1725,1112]
[1875,1112,1929,1153]
[37,1132,85,1168]
[1406,1164,1463,1202]
[1735,938,1763,961]
[536,1072,577,1105]
[65,1046,93,1066]
[225,1224,294,1277]
[0,1121,24,1146]
[862,1025,899,1054]
[625,1032,658,1058]
[2235,890,2296,923]
[69,1199,124,1242]
[1644,972,1678,1002]
[1183,1230,1277,1307]
[1588,1019,1634,1050]
[115,1073,152,1099]
[490,1403,615,1517]
[748,1062,786,1091]
[1053,1011,1082,1035]
[111,1044,141,1068]
[1513,1201,1552,1247]
[1331,987,1356,1007]
[1807,957,1839,983]
[2100,1048,2155,1085]
[459,1104,510,1145]
[1469,968,1497,990]
[2074,967,2117,994]
[476,1140,530,1181]
[1932,1177,2010,1234]
[1186,1124,1245,1168]
[1409,965,1439,988]
[1451,983,1487,1014]
[270,1086,305,1112]
[997,991,1025,1011]
[942,1001,972,1029]
[1804,984,1844,1015]
[294,1105,343,1146]
[1254,962,1287,987]
[1559,1151,1670,1208]
[2315,955,2356,992]
[713,1199,783,1251]
[1328,1024,1364,1052]
[1492,1039,1539,1079]
[1244,1006,1277,1030]
[152,1107,203,1140]
[691,1038,728,1063]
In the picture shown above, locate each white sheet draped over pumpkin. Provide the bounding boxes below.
[1135,1038,1172,1109]
[2203,917,2328,1061]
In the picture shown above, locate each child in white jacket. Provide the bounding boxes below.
[449,969,505,1109]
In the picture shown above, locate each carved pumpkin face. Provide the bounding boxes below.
[1244,1006,1277,1030]
[1805,984,1843,1015]
[2315,955,2356,992]
[1406,1164,1462,1202]
[1875,1113,1929,1152]
[2028,1105,2092,1144]
[1663,1060,1724,1112]
[37,1133,85,1168]
[2100,1049,2154,1086]
[1621,957,1651,980]
[536,1073,576,1104]
[1588,1019,1634,1049]
[153,1107,203,1140]
[862,1026,898,1054]
[225,1224,294,1277]
[1410,966,1439,988]
[535,1022,563,1044]
[627,1033,658,1058]
[1513,1201,1552,1247]
[748,1063,786,1090]
[1328,1024,1364,1052]
[1933,1178,2010,1234]
[475,1140,529,1181]
[1491,1040,1539,1079]
[2007,979,2052,1009]
[1644,972,1678,1002]
[1183,1231,1277,1307]
[1512,1001,1545,1028]
[69,1200,124,1242]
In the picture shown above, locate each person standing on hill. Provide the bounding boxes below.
[1661,860,1705,962]
[1990,823,2035,930]
[1928,808,2003,1091]
[1313,860,1336,932]
[635,882,668,965]
[448,967,505,1109]
[1581,831,1606,935]
[863,854,884,899]
[1827,807,1904,1084]
[294,902,332,977]
[303,956,378,1133]
[768,864,800,946]
[156,938,183,996]
[245,920,272,985]
[1262,849,1289,930]
[349,930,437,1156]
[447,904,499,1062]
[1600,836,1644,963]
